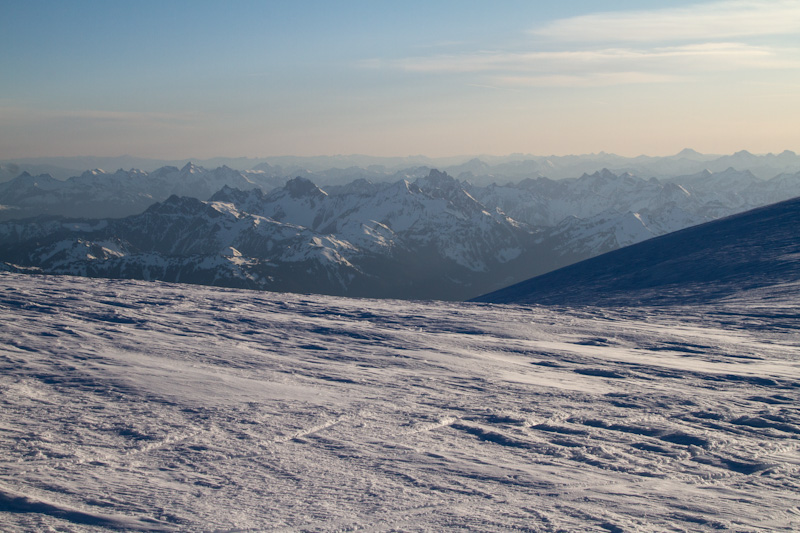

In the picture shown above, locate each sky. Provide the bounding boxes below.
[1,0,800,159]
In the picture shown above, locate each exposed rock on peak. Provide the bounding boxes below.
[285,176,326,199]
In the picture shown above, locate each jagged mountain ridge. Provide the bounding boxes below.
[212,171,530,271]
[470,167,800,261]
[3,167,800,300]
[0,195,376,296]
[3,156,800,230]
[0,171,541,300]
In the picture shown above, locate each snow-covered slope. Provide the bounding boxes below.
[1,272,798,531]
[475,196,800,306]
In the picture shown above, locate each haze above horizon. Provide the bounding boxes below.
[2,1,800,159]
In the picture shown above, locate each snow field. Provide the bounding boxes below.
[0,273,799,531]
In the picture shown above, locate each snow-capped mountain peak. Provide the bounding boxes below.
[179,162,203,175]
[81,168,107,177]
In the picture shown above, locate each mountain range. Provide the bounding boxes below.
[3,149,800,183]
[2,161,800,300]
[0,170,538,300]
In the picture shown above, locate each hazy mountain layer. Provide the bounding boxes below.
[0,163,284,220]
[4,148,800,183]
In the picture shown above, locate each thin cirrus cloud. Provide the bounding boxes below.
[396,43,797,74]
[530,0,800,43]
[378,1,800,88]
[495,72,684,89]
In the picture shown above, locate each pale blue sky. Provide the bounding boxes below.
[2,1,799,158]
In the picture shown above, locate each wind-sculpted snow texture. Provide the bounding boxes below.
[1,272,799,531]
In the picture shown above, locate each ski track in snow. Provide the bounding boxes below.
[0,272,799,532]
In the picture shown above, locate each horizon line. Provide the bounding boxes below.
[4,148,799,163]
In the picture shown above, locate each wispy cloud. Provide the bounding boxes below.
[531,0,800,43]
[369,1,800,88]
[414,40,470,50]
[495,72,683,88]
[392,43,799,76]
